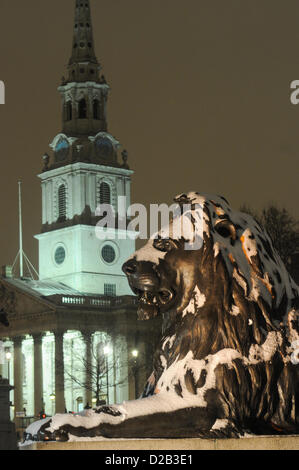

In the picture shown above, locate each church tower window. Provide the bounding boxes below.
[58,184,67,220]
[93,99,100,120]
[99,182,111,205]
[78,98,87,118]
[66,101,72,121]
[104,283,116,296]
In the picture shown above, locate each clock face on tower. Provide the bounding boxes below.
[101,244,116,264]
[54,246,66,265]
[95,137,114,159]
[55,138,69,162]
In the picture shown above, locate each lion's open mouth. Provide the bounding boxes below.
[132,287,175,320]
[122,258,177,320]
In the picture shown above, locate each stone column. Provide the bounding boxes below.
[41,181,47,225]
[33,333,44,417]
[114,334,131,403]
[54,331,66,414]
[0,355,3,378]
[0,338,4,378]
[13,337,23,417]
[82,332,93,408]
[125,177,131,210]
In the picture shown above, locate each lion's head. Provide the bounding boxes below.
[123,192,299,361]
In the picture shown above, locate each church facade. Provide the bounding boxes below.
[0,0,158,433]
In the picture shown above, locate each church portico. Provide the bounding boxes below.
[1,321,142,418]
[0,275,154,420]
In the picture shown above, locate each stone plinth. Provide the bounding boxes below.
[0,378,18,450]
[19,434,299,451]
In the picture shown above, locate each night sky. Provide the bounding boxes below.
[0,0,298,271]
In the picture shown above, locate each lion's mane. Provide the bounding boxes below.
[148,192,299,435]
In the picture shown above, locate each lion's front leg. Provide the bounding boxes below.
[43,394,220,441]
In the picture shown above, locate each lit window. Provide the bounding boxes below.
[104,284,116,296]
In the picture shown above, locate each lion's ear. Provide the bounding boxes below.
[215,219,237,242]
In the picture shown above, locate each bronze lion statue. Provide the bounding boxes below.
[26,192,299,441]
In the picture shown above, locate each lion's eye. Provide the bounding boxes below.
[215,219,236,241]
[215,225,231,238]
[153,239,176,252]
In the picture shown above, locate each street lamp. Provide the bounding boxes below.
[50,393,55,416]
[5,348,11,383]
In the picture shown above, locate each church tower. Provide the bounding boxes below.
[35,0,135,295]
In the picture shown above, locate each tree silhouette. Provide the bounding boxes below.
[239,203,299,267]
[63,334,148,407]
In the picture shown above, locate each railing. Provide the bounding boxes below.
[61,297,85,305]
[57,295,138,309]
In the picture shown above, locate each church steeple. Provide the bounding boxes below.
[67,0,100,83]
[36,0,134,296]
[50,0,123,166]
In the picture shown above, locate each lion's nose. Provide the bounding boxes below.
[122,259,160,292]
[122,259,137,276]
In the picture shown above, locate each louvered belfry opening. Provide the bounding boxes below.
[100,182,111,205]
[58,184,67,220]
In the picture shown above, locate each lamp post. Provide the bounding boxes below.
[131,350,139,399]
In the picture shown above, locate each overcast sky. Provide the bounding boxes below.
[0,0,298,269]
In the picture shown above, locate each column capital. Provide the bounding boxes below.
[32,332,45,342]
[53,330,66,339]
[81,330,94,341]
[12,336,25,346]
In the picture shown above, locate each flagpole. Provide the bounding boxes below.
[18,181,23,278]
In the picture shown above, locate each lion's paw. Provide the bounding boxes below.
[95,405,123,418]
[201,419,245,439]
